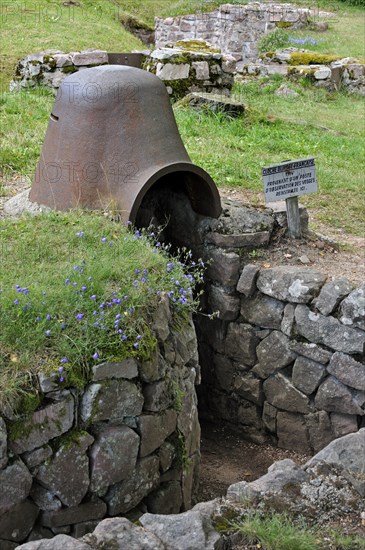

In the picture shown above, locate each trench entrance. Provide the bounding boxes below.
[135,179,310,501]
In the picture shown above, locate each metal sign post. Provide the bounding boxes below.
[262,157,317,239]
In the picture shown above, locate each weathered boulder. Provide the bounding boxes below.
[306,428,365,474]
[314,278,352,316]
[227,459,308,501]
[89,426,140,493]
[236,264,260,296]
[83,517,165,550]
[91,359,138,381]
[0,460,32,515]
[327,352,365,391]
[22,445,53,470]
[234,373,263,405]
[35,433,93,507]
[140,510,221,550]
[295,305,365,354]
[257,267,326,303]
[17,534,92,549]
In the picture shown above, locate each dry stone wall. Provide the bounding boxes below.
[193,201,365,454]
[0,302,201,546]
[155,3,310,62]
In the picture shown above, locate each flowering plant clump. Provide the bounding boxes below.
[0,212,205,408]
[288,36,317,47]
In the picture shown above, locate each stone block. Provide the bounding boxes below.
[257,266,326,303]
[281,303,295,336]
[254,331,296,378]
[105,456,160,515]
[0,417,7,469]
[314,278,352,316]
[171,320,198,368]
[327,352,365,391]
[71,50,108,66]
[53,53,72,67]
[339,284,365,330]
[208,285,240,321]
[330,413,358,438]
[41,498,106,528]
[0,460,32,516]
[156,62,190,80]
[0,499,38,542]
[263,373,310,414]
[35,433,93,507]
[236,264,259,296]
[225,323,259,366]
[205,248,240,287]
[9,392,74,454]
[138,410,177,457]
[276,412,311,453]
[240,294,285,329]
[289,341,332,364]
[194,316,226,353]
[177,370,200,456]
[90,426,140,493]
[315,376,364,415]
[306,428,365,475]
[305,411,333,453]
[80,380,143,423]
[18,534,92,548]
[192,61,210,80]
[143,379,175,412]
[292,356,326,395]
[314,67,331,79]
[234,373,263,405]
[139,350,167,383]
[146,481,182,514]
[92,359,138,381]
[295,305,365,354]
[216,200,274,234]
[206,231,269,247]
[152,293,171,342]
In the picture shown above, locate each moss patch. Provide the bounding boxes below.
[289,52,343,65]
[175,40,220,53]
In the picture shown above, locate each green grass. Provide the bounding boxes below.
[0,211,203,412]
[175,78,365,235]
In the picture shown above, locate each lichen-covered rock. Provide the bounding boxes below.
[305,411,333,453]
[35,433,94,507]
[80,380,143,423]
[91,358,138,381]
[84,517,165,549]
[236,264,260,296]
[257,267,326,303]
[89,426,140,493]
[254,331,296,378]
[315,278,353,316]
[208,284,240,321]
[146,481,183,514]
[205,248,240,287]
[277,411,311,453]
[9,392,75,454]
[306,428,365,474]
[240,294,285,329]
[289,341,332,364]
[17,534,92,549]
[105,456,160,515]
[22,445,53,470]
[263,373,310,414]
[140,510,221,550]
[143,379,175,412]
[327,352,365,391]
[234,373,263,405]
[339,284,365,330]
[295,304,365,354]
[330,412,358,438]
[0,460,32,515]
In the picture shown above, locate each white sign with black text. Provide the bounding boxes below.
[262,158,317,203]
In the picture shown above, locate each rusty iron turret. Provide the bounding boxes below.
[30,65,221,223]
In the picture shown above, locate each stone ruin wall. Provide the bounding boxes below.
[155,3,310,63]
[0,306,201,545]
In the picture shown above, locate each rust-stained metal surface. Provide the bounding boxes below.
[30,65,221,223]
